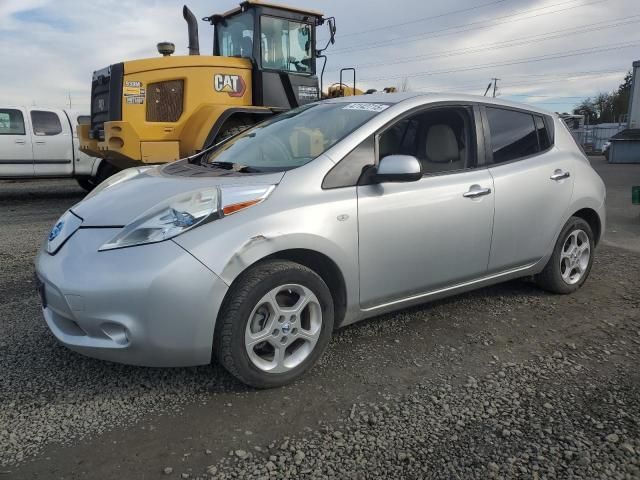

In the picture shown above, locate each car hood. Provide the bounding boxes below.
[72,164,285,227]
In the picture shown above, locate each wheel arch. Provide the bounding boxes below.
[203,108,275,149]
[571,207,602,246]
[221,248,348,329]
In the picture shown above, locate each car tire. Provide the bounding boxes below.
[214,260,334,388]
[535,216,595,294]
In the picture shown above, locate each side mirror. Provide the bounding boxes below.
[374,155,422,183]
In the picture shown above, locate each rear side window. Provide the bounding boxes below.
[535,115,551,150]
[0,109,25,135]
[486,107,539,163]
[31,111,62,136]
[77,115,90,125]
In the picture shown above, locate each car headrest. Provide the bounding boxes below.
[425,124,459,163]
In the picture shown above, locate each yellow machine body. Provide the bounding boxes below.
[78,56,268,168]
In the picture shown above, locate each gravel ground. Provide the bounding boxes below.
[1,158,639,479]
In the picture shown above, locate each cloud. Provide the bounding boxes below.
[0,0,637,114]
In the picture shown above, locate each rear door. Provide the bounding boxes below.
[30,109,74,176]
[484,106,573,272]
[0,107,34,177]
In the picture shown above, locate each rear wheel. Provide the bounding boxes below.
[535,216,595,294]
[214,260,334,388]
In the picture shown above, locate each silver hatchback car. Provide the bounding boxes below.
[36,93,606,388]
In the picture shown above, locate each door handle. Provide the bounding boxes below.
[463,186,492,198]
[34,140,46,144]
[550,170,570,181]
[14,139,26,144]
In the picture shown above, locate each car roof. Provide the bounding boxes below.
[324,91,556,117]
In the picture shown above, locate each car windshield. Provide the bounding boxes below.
[201,102,390,172]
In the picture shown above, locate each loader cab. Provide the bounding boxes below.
[210,1,324,109]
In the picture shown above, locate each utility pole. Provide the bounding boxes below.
[68,91,72,109]
[492,77,500,98]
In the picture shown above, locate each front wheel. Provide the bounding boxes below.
[214,260,334,388]
[535,216,595,294]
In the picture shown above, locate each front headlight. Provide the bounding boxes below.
[99,184,274,251]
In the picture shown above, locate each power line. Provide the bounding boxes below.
[329,0,609,55]
[408,68,629,98]
[326,15,640,73]
[413,68,628,91]
[504,94,589,98]
[337,0,511,39]
[360,41,640,82]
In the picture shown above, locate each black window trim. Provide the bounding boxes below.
[479,104,555,167]
[373,101,486,178]
[258,14,315,77]
[0,108,26,136]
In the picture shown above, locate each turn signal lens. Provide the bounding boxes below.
[222,199,262,216]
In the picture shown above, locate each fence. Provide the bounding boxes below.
[570,124,626,152]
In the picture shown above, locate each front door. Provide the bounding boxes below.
[0,108,33,177]
[30,109,74,176]
[357,106,495,308]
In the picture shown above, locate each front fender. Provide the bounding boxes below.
[173,159,360,318]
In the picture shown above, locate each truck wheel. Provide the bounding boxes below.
[217,120,253,143]
[85,162,119,190]
[535,217,595,294]
[214,260,334,388]
[76,178,94,192]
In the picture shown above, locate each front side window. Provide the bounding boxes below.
[378,107,475,174]
[260,16,312,73]
[217,12,254,58]
[31,111,62,136]
[202,102,388,171]
[0,109,25,135]
[486,107,539,163]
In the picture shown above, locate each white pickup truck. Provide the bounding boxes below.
[0,106,114,190]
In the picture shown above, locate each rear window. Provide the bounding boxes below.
[0,109,25,135]
[31,110,62,136]
[486,107,539,163]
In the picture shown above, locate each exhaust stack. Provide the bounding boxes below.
[183,5,200,55]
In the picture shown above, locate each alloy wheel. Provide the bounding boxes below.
[244,284,322,373]
[559,229,590,285]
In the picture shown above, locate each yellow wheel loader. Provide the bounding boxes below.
[79,1,339,171]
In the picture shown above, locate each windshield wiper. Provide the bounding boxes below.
[206,161,260,173]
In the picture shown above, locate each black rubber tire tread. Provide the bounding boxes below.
[217,124,252,142]
[214,259,334,389]
[76,178,94,192]
[535,216,595,294]
[83,161,119,191]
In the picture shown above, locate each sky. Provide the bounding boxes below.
[0,0,638,115]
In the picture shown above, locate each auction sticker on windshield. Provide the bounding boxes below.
[342,103,390,113]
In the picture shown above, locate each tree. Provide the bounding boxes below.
[573,71,632,124]
[573,98,597,124]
